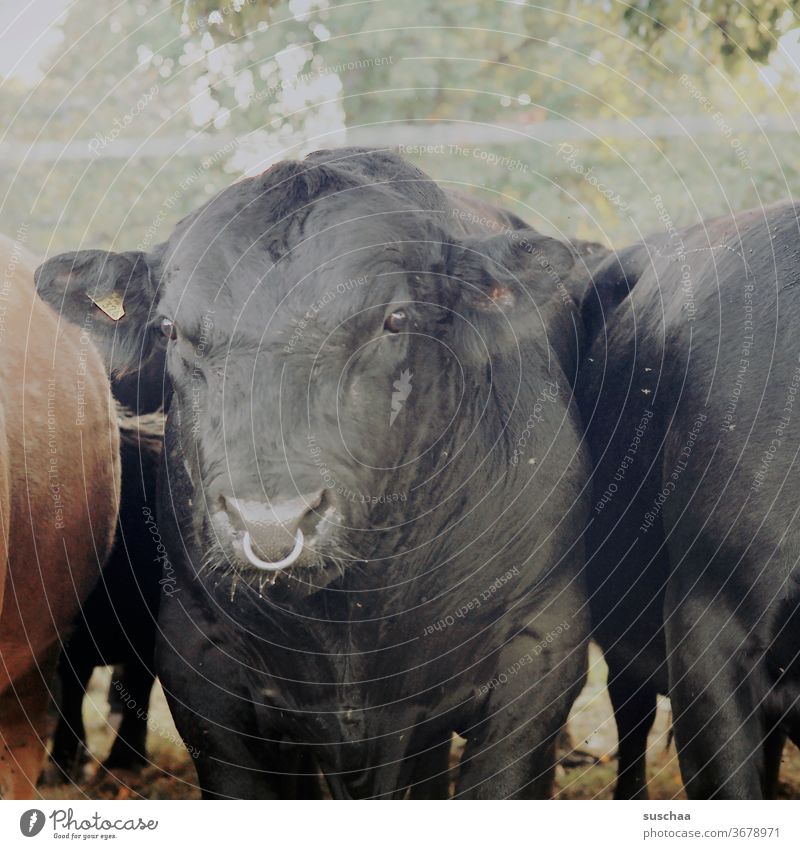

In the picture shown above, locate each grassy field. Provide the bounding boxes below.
[37,646,800,800]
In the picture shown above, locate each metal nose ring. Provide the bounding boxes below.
[242,528,304,571]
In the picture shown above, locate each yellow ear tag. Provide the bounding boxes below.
[89,291,125,321]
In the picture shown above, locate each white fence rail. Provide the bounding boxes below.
[1,114,797,165]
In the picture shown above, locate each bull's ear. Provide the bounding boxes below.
[450,229,576,313]
[448,229,581,374]
[35,248,164,386]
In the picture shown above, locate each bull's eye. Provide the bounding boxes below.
[160,317,178,340]
[384,309,408,333]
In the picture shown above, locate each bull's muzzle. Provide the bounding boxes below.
[242,527,305,571]
[223,491,326,571]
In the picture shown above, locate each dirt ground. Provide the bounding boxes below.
[36,645,800,800]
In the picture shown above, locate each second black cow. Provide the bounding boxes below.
[579,201,800,799]
[49,413,164,781]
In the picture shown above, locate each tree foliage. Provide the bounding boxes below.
[2,0,799,256]
[622,0,799,68]
[184,0,800,68]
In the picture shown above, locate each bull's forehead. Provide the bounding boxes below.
[166,170,449,262]
[287,198,450,283]
[158,192,450,340]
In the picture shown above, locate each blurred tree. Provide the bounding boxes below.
[184,0,800,68]
[2,0,800,254]
[622,0,799,68]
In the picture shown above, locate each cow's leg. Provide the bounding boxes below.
[455,619,588,799]
[157,591,289,799]
[0,652,56,799]
[666,593,765,799]
[279,749,324,799]
[49,651,94,782]
[193,747,282,799]
[762,726,785,799]
[104,658,154,772]
[456,700,562,799]
[159,661,284,798]
[607,667,657,799]
[407,739,452,798]
[107,666,126,717]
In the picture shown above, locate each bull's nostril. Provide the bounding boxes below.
[222,490,328,567]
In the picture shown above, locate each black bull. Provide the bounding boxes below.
[35,148,596,798]
[578,201,800,799]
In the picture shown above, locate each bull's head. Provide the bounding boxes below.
[35,149,577,593]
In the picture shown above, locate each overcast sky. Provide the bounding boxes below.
[0,0,70,84]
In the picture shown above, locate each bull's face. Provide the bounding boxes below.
[35,151,575,591]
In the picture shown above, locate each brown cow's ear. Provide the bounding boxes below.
[35,249,162,380]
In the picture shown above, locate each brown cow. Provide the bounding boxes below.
[0,234,119,798]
